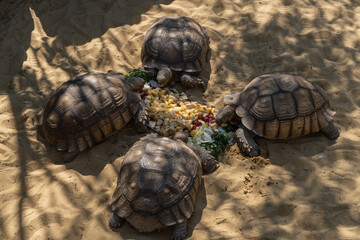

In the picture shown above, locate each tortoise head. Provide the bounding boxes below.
[106,70,145,91]
[106,70,124,78]
[127,76,146,92]
[174,131,219,174]
[173,130,189,143]
[215,105,237,125]
[201,150,219,174]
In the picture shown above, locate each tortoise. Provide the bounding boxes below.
[108,132,219,240]
[35,71,148,163]
[141,16,210,88]
[216,73,340,157]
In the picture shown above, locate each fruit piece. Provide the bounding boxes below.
[190,129,199,137]
[156,119,163,126]
[149,121,156,128]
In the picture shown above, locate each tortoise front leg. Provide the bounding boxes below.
[180,73,205,88]
[108,211,125,231]
[189,145,219,174]
[236,127,260,157]
[321,123,340,140]
[172,220,187,240]
[157,68,173,87]
[131,101,149,133]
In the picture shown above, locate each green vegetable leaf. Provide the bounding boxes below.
[124,68,155,82]
[200,131,231,159]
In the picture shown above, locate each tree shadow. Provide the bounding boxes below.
[63,128,146,176]
[1,0,360,239]
[0,0,176,239]
[202,0,360,239]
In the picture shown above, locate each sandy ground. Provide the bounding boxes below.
[1,0,360,239]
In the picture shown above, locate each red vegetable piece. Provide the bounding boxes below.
[195,121,202,127]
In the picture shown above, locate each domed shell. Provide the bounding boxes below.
[39,72,141,153]
[110,134,202,232]
[141,16,210,73]
[227,73,336,139]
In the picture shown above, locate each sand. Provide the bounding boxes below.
[0,0,360,239]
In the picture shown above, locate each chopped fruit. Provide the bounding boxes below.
[142,85,216,137]
[195,121,202,127]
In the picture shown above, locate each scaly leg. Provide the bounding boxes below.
[236,127,260,157]
[321,123,340,140]
[157,68,173,87]
[108,212,125,231]
[180,73,205,88]
[172,220,187,240]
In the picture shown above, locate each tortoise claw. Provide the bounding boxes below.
[108,212,125,231]
[180,73,205,88]
[172,221,187,240]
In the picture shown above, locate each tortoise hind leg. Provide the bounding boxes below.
[108,212,125,231]
[172,220,187,240]
[180,73,205,88]
[236,127,260,157]
[321,123,340,140]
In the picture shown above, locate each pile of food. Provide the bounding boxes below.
[141,84,235,158]
[126,69,235,158]
[142,87,215,135]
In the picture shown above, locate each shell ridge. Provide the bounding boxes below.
[104,86,127,131]
[288,119,293,138]
[300,116,306,136]
[270,93,277,120]
[275,119,281,139]
[242,86,259,110]
[290,91,299,119]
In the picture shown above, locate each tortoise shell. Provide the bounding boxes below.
[110,134,202,232]
[141,16,210,73]
[38,72,142,153]
[225,73,336,139]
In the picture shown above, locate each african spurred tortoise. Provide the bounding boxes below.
[141,16,210,88]
[35,71,148,162]
[109,132,219,240]
[216,73,339,156]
